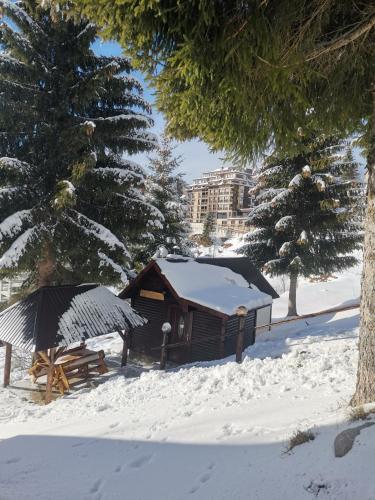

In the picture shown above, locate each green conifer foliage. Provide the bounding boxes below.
[144,134,191,259]
[0,0,161,288]
[241,135,362,316]
[201,212,215,247]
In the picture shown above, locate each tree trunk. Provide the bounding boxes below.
[37,241,56,288]
[287,272,298,317]
[351,89,375,406]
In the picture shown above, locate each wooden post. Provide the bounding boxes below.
[45,347,55,404]
[160,322,171,370]
[235,306,248,364]
[118,330,129,367]
[3,342,12,387]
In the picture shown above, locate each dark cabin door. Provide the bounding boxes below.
[168,305,190,364]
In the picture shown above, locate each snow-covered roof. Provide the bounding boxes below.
[155,258,272,316]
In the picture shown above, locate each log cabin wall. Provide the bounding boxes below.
[130,268,176,358]
[190,311,223,362]
[131,296,170,357]
[224,310,256,357]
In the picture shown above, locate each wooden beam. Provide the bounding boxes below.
[45,348,55,404]
[3,342,12,388]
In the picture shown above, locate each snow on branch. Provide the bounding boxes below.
[68,211,130,257]
[1,24,48,73]
[92,113,152,127]
[93,167,143,184]
[0,226,37,268]
[256,188,284,203]
[76,23,96,40]
[271,189,291,205]
[275,215,296,232]
[260,165,285,176]
[0,0,47,39]
[289,174,303,188]
[0,53,27,72]
[98,251,128,284]
[0,210,32,244]
[0,157,29,173]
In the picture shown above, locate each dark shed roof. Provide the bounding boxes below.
[0,284,146,352]
[196,257,279,299]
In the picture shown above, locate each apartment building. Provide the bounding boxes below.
[0,276,26,304]
[187,166,255,236]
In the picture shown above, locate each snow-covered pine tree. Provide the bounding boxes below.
[240,134,362,316]
[144,134,191,258]
[0,0,161,289]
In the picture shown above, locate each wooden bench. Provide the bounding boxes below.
[29,344,108,396]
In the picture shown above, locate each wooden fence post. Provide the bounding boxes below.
[235,306,248,364]
[3,342,12,387]
[160,322,171,370]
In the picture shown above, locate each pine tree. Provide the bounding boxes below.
[241,134,362,316]
[201,212,215,246]
[0,0,161,289]
[144,134,191,259]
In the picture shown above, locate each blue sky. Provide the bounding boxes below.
[93,39,224,182]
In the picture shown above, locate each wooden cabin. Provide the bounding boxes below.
[119,256,278,365]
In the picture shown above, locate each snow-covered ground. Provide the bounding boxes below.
[0,259,370,500]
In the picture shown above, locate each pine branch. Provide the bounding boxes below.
[306,12,375,62]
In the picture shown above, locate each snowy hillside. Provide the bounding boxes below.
[0,260,369,500]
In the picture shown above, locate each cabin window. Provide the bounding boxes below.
[178,316,185,339]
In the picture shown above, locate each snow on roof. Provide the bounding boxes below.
[155,258,272,316]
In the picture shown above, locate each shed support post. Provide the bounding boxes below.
[3,342,12,387]
[118,330,129,367]
[45,348,55,404]
[236,316,246,364]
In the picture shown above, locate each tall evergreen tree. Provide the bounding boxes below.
[145,134,191,258]
[0,0,161,289]
[241,134,362,316]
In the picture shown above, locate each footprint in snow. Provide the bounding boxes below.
[90,479,103,494]
[128,454,153,469]
[5,457,20,464]
[109,422,120,429]
[188,464,215,494]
